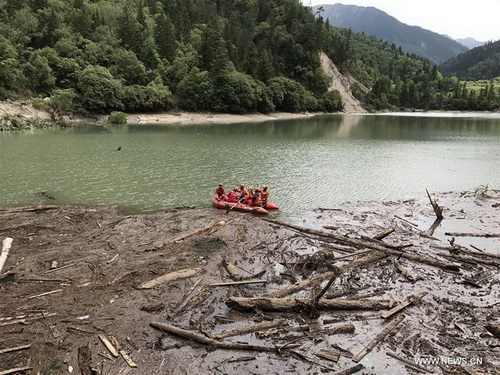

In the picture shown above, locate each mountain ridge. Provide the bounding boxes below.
[315,3,468,65]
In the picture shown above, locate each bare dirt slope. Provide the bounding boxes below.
[319,51,368,113]
[0,101,50,119]
[1,191,499,374]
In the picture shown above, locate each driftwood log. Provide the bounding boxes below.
[222,259,242,281]
[0,367,34,375]
[352,314,405,362]
[485,324,500,339]
[426,189,443,219]
[262,219,460,272]
[226,297,393,312]
[138,268,202,289]
[0,237,13,274]
[214,319,287,339]
[372,227,395,240]
[333,364,365,375]
[268,251,388,298]
[438,253,499,267]
[150,322,278,352]
[444,232,500,238]
[381,292,427,319]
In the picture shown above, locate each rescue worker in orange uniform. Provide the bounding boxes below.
[260,185,269,206]
[214,183,226,201]
[239,184,252,205]
[226,187,240,203]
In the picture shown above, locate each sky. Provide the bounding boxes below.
[303,0,500,42]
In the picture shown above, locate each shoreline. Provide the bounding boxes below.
[2,100,499,129]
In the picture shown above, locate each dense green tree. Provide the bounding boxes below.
[77,66,124,112]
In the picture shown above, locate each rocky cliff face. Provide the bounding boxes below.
[319,52,367,113]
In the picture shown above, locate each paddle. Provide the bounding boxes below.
[226,197,245,214]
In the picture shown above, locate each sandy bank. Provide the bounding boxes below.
[126,111,322,125]
[0,100,347,127]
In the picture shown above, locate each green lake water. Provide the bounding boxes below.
[1,113,499,216]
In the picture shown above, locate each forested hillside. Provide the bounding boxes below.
[0,0,343,114]
[322,25,500,111]
[440,40,500,80]
[0,0,498,116]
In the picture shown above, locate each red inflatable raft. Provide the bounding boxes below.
[212,199,279,215]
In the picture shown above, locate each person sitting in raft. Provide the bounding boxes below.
[214,183,226,201]
[226,187,240,203]
[251,188,262,206]
[260,185,269,206]
[239,184,252,205]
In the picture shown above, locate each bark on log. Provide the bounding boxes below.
[138,268,202,289]
[214,319,287,339]
[444,232,500,238]
[222,259,242,281]
[0,367,33,375]
[333,364,365,375]
[372,227,395,240]
[268,251,388,298]
[393,260,413,281]
[485,324,500,339]
[227,297,393,312]
[0,237,13,274]
[316,349,340,362]
[98,335,119,357]
[352,314,405,362]
[0,344,31,354]
[262,219,460,272]
[210,279,267,287]
[426,189,443,219]
[438,253,499,267]
[381,292,427,319]
[150,322,277,352]
[325,323,355,334]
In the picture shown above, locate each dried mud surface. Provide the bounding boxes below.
[0,191,499,375]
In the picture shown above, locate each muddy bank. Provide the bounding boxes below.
[0,191,499,375]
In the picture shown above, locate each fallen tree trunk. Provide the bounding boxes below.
[372,227,395,240]
[267,251,388,298]
[226,297,393,312]
[426,189,443,219]
[150,322,277,352]
[0,367,34,375]
[334,364,365,375]
[138,268,202,289]
[381,292,427,319]
[214,319,287,339]
[0,237,13,274]
[262,219,460,272]
[352,314,405,362]
[438,253,499,267]
[485,324,500,339]
[222,259,242,281]
[444,232,500,238]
